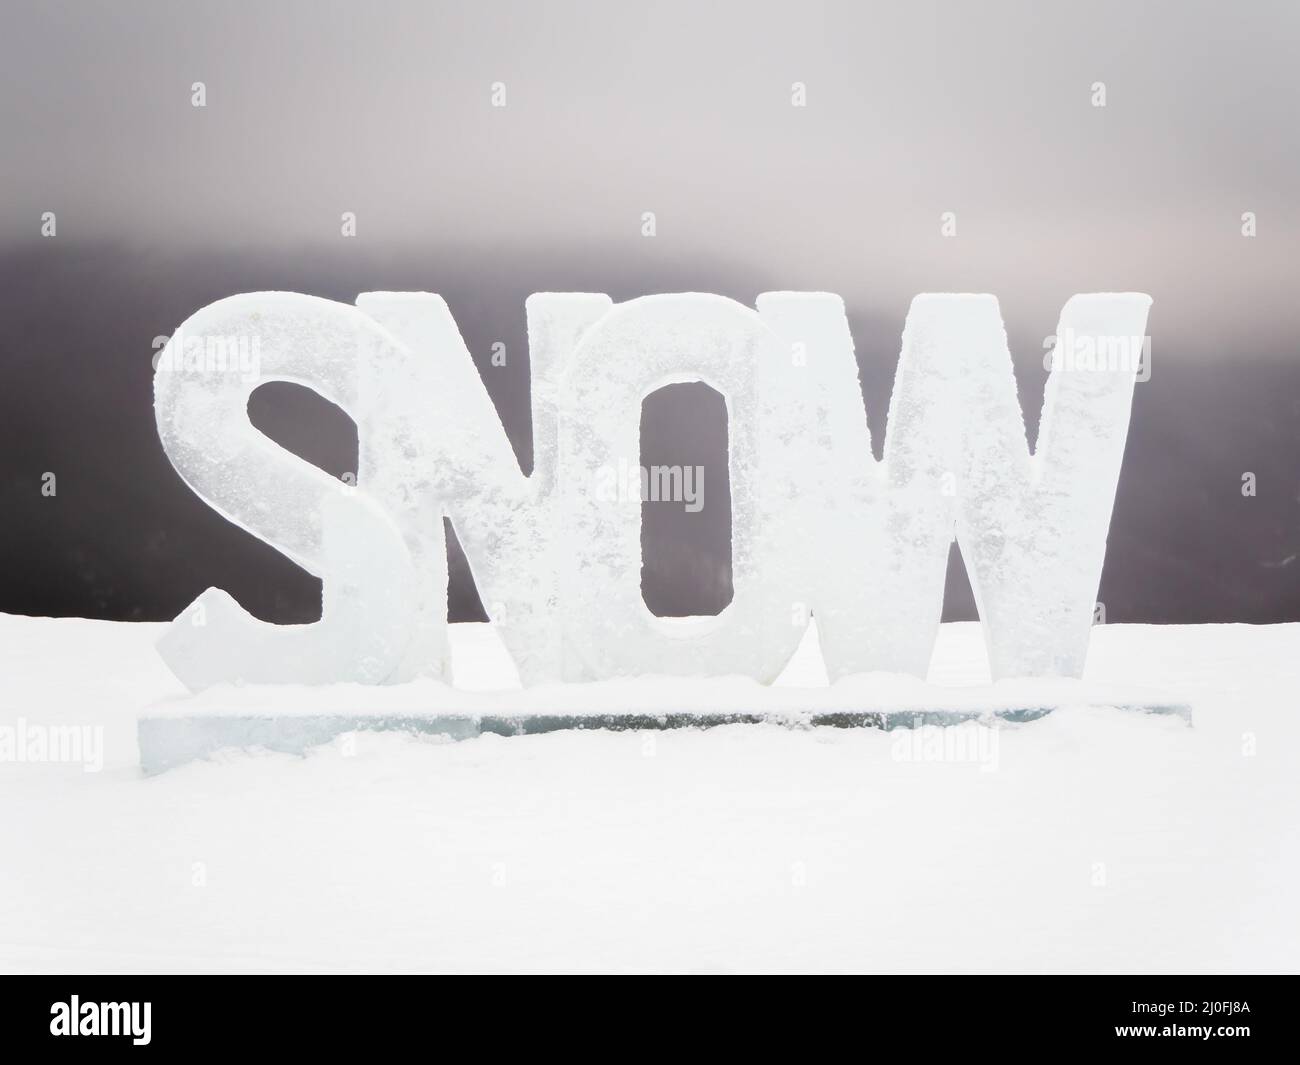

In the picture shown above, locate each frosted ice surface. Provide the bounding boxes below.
[758,293,956,679]
[152,289,1149,691]
[950,294,1152,678]
[156,492,416,690]
[760,292,1150,682]
[153,293,419,690]
[558,294,806,682]
[359,291,612,684]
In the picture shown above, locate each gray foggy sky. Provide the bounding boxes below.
[2,0,1298,355]
[1,0,1297,626]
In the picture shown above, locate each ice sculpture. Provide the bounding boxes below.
[758,292,1150,681]
[153,288,1149,692]
[558,294,807,681]
[758,293,958,679]
[154,293,422,688]
[949,294,1152,678]
[357,290,612,684]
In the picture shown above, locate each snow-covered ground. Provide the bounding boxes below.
[1,615,1296,973]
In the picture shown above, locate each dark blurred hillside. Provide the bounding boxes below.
[0,243,1296,625]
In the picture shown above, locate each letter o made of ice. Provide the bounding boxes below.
[558,294,804,682]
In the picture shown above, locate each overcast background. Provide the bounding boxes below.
[1,0,1297,626]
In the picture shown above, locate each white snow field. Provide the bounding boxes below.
[0,614,1296,973]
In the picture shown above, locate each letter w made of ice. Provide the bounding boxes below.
[758,292,1151,681]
